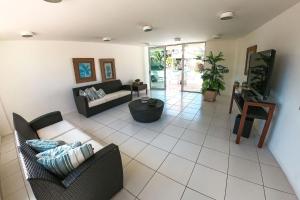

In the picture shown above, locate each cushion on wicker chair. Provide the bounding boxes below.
[37,143,94,178]
[26,139,65,152]
[36,141,82,158]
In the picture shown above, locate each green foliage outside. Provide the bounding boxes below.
[150,49,165,71]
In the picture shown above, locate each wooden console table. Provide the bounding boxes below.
[229,85,276,148]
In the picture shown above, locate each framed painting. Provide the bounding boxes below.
[244,45,257,75]
[72,58,96,83]
[99,58,116,82]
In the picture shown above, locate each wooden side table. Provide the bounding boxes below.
[229,85,276,148]
[132,84,148,97]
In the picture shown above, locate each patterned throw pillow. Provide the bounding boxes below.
[26,139,65,152]
[85,87,100,101]
[79,89,87,97]
[96,88,106,98]
[37,143,94,178]
[36,141,82,158]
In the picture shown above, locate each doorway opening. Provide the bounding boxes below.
[149,42,205,92]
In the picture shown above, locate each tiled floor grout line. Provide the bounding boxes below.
[256,146,268,200]
[184,186,216,200]
[134,129,182,199]
[224,125,232,200]
[122,97,191,198]
[263,186,297,196]
[179,116,213,200]
[105,103,183,199]
[69,103,174,200]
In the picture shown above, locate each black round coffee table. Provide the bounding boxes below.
[128,98,164,123]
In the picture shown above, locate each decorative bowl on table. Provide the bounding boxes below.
[141,97,150,103]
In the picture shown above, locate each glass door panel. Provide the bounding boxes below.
[149,47,166,89]
[166,45,183,92]
[183,43,205,92]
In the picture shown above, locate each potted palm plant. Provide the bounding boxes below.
[201,51,229,102]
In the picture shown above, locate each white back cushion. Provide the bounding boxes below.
[37,120,75,139]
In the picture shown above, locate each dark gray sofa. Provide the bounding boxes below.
[13,111,123,200]
[72,80,132,117]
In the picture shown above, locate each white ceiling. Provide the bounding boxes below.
[0,0,299,45]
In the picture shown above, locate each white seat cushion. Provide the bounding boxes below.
[37,120,75,139]
[88,97,107,108]
[54,129,91,144]
[88,90,131,108]
[85,140,104,153]
[115,90,131,98]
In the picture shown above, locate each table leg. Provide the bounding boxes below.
[236,102,249,144]
[229,85,235,114]
[258,105,275,148]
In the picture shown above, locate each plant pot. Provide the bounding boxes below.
[204,90,217,102]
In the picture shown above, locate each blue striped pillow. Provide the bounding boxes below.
[36,141,82,158]
[26,139,65,152]
[37,143,94,178]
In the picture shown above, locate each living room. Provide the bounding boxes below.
[0,0,300,200]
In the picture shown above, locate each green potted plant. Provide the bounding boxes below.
[201,51,229,102]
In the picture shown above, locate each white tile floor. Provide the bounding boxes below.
[0,90,298,200]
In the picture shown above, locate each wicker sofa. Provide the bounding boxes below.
[13,111,123,200]
[72,80,132,117]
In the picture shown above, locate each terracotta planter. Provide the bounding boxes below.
[204,90,217,102]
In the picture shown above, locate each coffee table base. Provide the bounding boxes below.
[128,99,164,123]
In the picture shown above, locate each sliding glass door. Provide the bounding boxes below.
[166,45,183,92]
[149,47,166,89]
[183,43,205,92]
[149,43,205,92]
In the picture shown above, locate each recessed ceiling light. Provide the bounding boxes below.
[43,0,62,3]
[212,34,221,39]
[20,31,34,38]
[143,25,153,32]
[174,37,181,42]
[219,11,234,20]
[102,37,111,42]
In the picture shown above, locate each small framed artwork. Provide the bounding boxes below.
[99,58,116,82]
[72,58,96,83]
[244,45,257,75]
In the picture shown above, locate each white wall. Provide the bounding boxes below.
[0,41,145,126]
[205,39,238,95]
[233,2,300,197]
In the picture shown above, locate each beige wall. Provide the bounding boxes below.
[232,2,300,197]
[0,97,12,136]
[0,41,145,125]
[205,39,238,95]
